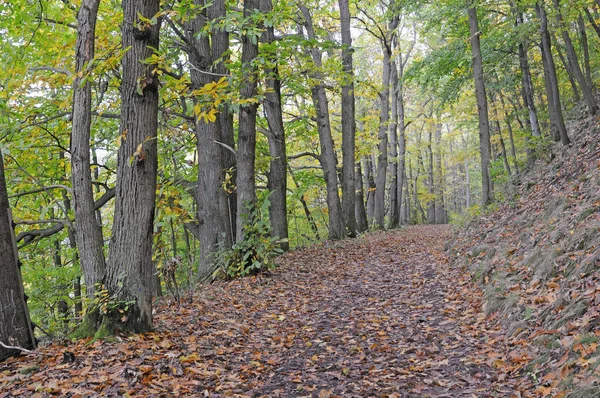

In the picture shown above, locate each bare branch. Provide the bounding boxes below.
[29,66,73,77]
[9,185,72,199]
[288,151,321,162]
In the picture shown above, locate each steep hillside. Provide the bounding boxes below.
[450,114,600,397]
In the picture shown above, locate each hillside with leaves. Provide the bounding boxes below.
[450,111,600,397]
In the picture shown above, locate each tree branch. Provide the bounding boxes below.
[9,185,72,199]
[288,151,321,162]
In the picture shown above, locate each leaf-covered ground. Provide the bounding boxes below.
[2,225,530,397]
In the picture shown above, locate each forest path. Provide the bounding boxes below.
[0,225,519,397]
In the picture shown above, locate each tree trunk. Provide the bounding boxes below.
[299,5,344,240]
[434,122,445,223]
[236,0,260,241]
[105,0,160,333]
[553,34,581,102]
[365,157,375,225]
[354,162,368,232]
[578,14,593,88]
[552,0,598,115]
[388,56,399,229]
[374,43,391,229]
[426,129,435,224]
[339,0,357,237]
[260,0,288,251]
[211,0,237,242]
[584,8,600,41]
[536,2,570,145]
[498,92,520,174]
[512,1,542,137]
[188,0,232,279]
[0,149,36,361]
[70,0,106,300]
[468,3,493,206]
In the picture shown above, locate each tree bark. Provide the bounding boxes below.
[374,42,391,229]
[0,149,36,361]
[70,0,106,300]
[260,0,288,251]
[299,5,344,240]
[105,0,160,333]
[512,1,542,137]
[388,56,399,229]
[552,0,597,115]
[434,121,445,223]
[584,8,600,41]
[535,2,570,145]
[577,14,592,88]
[211,0,237,242]
[236,0,260,241]
[188,0,232,279]
[426,128,435,224]
[339,0,357,237]
[552,33,581,102]
[354,162,368,232]
[365,157,375,225]
[467,3,493,206]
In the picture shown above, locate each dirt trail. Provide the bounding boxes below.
[0,225,519,397]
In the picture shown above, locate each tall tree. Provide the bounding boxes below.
[260,0,289,250]
[185,0,233,278]
[373,9,399,229]
[467,2,492,206]
[0,149,36,361]
[105,0,160,333]
[70,0,106,303]
[511,0,541,137]
[551,0,598,116]
[299,5,344,240]
[236,0,261,240]
[535,2,570,145]
[339,0,357,237]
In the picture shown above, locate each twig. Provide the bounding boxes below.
[0,341,39,355]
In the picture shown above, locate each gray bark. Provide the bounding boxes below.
[512,1,542,137]
[387,57,399,229]
[434,122,446,223]
[0,150,36,361]
[260,0,288,251]
[374,43,391,229]
[70,0,106,299]
[187,0,232,278]
[426,129,435,224]
[536,2,570,145]
[236,0,260,241]
[106,0,160,333]
[299,5,344,240]
[339,0,357,237]
[578,14,592,87]
[552,0,598,115]
[354,162,368,232]
[211,0,237,242]
[585,8,600,41]
[468,3,493,206]
[553,33,581,101]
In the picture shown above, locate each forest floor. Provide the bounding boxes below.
[0,225,534,397]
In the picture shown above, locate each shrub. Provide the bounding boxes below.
[213,194,284,279]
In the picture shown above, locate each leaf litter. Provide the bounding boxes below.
[1,225,531,397]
